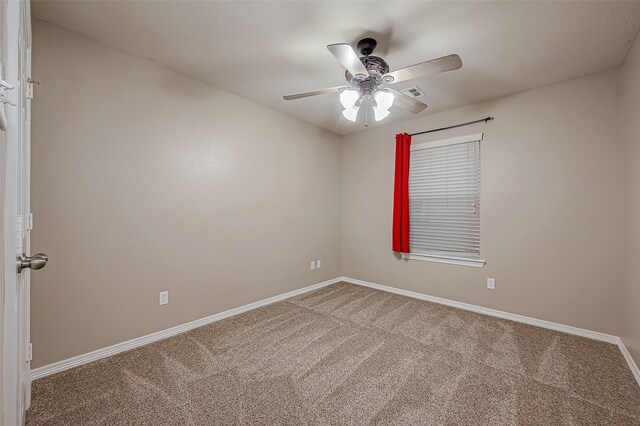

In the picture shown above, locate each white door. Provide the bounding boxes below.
[2,0,40,424]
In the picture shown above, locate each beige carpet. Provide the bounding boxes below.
[27,282,640,425]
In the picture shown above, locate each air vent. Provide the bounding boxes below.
[400,86,425,97]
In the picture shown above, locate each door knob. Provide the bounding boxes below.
[17,253,48,273]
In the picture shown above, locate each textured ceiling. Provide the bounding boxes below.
[32,1,640,135]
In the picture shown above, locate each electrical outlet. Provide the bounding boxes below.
[316,260,321,269]
[159,291,169,305]
[487,278,495,290]
[310,261,316,270]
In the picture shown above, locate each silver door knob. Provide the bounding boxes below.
[17,253,48,272]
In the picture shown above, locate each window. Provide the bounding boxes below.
[404,133,485,267]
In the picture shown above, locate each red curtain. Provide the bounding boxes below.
[393,133,411,253]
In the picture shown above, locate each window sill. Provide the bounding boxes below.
[401,252,486,268]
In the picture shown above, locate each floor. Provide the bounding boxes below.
[27,282,640,425]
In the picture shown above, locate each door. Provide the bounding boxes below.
[2,0,43,424]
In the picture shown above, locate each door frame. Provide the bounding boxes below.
[2,0,31,424]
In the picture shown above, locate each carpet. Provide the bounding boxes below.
[26,282,640,425]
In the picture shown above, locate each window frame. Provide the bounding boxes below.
[402,133,486,268]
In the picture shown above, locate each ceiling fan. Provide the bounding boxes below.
[283,38,462,126]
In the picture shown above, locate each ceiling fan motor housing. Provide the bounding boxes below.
[345,56,390,85]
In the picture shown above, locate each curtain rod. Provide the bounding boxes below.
[409,116,494,137]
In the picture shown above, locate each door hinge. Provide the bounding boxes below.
[0,79,16,106]
[27,213,33,231]
[27,343,32,362]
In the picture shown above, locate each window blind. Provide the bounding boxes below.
[408,139,480,259]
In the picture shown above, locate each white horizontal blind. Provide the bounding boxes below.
[409,139,480,259]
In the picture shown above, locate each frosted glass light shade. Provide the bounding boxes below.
[342,106,359,122]
[373,106,390,121]
[340,90,360,109]
[374,90,394,110]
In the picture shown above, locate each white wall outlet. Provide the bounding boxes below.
[316,259,321,269]
[487,278,495,290]
[310,261,316,270]
[159,291,169,305]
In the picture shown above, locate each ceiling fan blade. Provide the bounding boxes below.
[327,43,369,78]
[387,88,428,114]
[283,85,349,100]
[383,54,462,84]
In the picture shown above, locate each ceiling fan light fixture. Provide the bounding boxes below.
[284,38,456,126]
[372,105,390,122]
[342,106,359,122]
[339,89,360,109]
[374,90,394,111]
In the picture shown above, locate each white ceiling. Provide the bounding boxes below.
[32,1,640,135]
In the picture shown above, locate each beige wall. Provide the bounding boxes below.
[342,69,623,335]
[621,34,640,364]
[30,20,343,368]
[30,17,637,371]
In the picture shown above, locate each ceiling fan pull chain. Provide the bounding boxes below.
[365,101,369,127]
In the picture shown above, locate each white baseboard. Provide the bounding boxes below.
[340,276,618,343]
[617,337,640,386]
[340,276,640,387]
[31,275,640,388]
[30,277,342,380]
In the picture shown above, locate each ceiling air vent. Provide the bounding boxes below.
[400,86,425,97]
